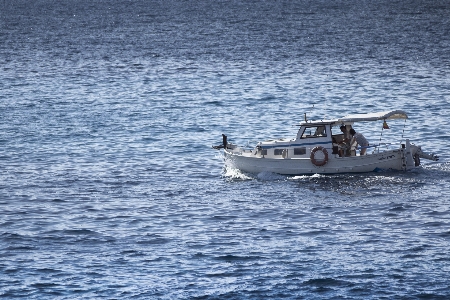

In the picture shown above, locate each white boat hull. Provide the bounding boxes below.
[225,148,409,175]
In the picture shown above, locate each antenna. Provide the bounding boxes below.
[304,104,315,123]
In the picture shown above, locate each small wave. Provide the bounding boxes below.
[136,234,171,245]
[303,277,351,287]
[223,166,253,180]
[213,254,263,262]
[4,245,38,251]
[204,100,224,106]
[1,232,24,240]
[204,271,236,278]
[30,282,59,289]
[422,161,450,172]
[221,155,253,180]
[289,173,328,181]
[438,231,450,238]
[256,171,286,181]
[286,171,431,197]
[60,229,99,235]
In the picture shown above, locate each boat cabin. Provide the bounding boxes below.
[253,110,410,159]
[255,121,350,159]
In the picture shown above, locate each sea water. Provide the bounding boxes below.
[1,0,450,298]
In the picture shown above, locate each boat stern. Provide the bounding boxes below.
[409,141,439,167]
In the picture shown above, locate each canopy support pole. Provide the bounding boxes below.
[400,118,407,145]
[378,120,385,151]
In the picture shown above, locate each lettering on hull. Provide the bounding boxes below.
[378,155,395,161]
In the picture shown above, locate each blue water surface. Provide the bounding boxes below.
[1,0,450,299]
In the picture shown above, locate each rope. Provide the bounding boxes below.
[378,120,385,148]
[400,118,407,145]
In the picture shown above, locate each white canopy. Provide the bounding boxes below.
[338,110,408,123]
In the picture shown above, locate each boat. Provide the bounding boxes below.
[213,110,439,175]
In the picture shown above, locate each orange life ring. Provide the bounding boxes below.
[310,146,329,166]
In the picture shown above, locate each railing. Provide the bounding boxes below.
[354,143,398,154]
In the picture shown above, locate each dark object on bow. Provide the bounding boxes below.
[212,134,227,150]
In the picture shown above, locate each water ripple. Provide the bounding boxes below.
[1,0,450,298]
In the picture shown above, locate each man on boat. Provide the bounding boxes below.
[338,125,352,157]
[349,128,369,155]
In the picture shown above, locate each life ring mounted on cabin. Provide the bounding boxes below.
[310,146,329,167]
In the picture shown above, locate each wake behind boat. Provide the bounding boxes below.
[213,110,438,175]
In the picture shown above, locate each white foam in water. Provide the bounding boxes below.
[289,173,327,180]
[310,173,325,178]
[223,165,253,180]
[256,171,286,181]
[221,155,253,180]
[423,161,450,171]
[221,155,286,181]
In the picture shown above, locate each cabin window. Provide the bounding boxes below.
[294,147,306,155]
[261,149,267,155]
[301,126,327,138]
[274,149,284,156]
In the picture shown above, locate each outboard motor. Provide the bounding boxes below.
[410,144,439,166]
[416,147,439,162]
